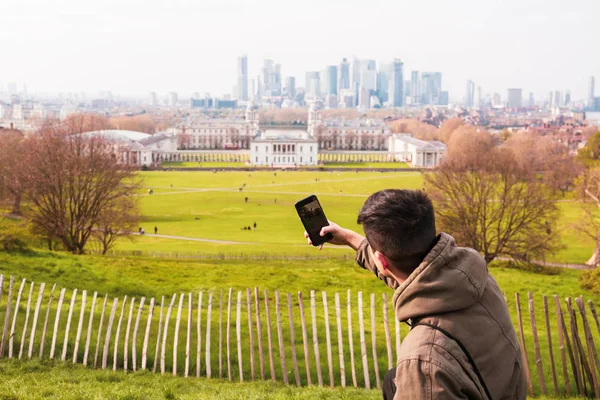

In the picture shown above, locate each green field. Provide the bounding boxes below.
[160,162,410,169]
[115,171,595,264]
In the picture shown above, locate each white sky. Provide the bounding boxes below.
[1,0,598,100]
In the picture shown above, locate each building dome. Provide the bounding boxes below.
[308,100,324,112]
[246,101,260,111]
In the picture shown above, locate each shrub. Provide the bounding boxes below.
[580,267,600,294]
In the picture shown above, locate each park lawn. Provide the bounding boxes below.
[161,162,248,168]
[322,162,410,168]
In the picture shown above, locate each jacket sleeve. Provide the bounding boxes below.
[355,238,399,290]
[394,358,471,400]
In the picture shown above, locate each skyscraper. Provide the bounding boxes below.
[388,59,404,107]
[565,90,571,105]
[420,72,442,105]
[326,66,338,96]
[377,63,391,104]
[285,77,296,99]
[148,92,158,107]
[589,77,595,106]
[338,58,350,94]
[507,88,522,108]
[465,80,475,107]
[410,71,420,105]
[528,92,535,108]
[261,59,282,96]
[237,55,249,101]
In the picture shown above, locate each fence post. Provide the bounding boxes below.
[528,292,546,394]
[185,293,192,378]
[83,291,97,366]
[371,293,381,390]
[311,290,323,386]
[347,289,357,388]
[141,297,154,370]
[113,295,128,371]
[236,290,243,382]
[567,297,592,394]
[226,289,232,381]
[255,288,265,380]
[0,276,14,357]
[173,294,184,376]
[197,291,203,378]
[322,291,334,387]
[265,289,276,381]
[358,291,370,389]
[515,293,534,395]
[287,292,301,387]
[124,297,136,372]
[72,289,86,364]
[132,297,145,372]
[94,294,108,368]
[275,291,288,384]
[206,291,213,379]
[383,293,393,370]
[102,298,119,370]
[298,292,311,385]
[219,289,223,379]
[19,282,35,359]
[335,293,346,387]
[576,297,600,397]
[161,294,177,374]
[246,288,255,381]
[153,296,164,373]
[28,283,45,359]
[542,296,558,395]
[555,295,578,395]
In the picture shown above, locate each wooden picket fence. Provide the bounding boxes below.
[2,273,600,397]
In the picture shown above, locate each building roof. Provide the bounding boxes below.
[391,134,447,151]
[84,130,151,142]
[253,129,316,143]
[137,132,172,146]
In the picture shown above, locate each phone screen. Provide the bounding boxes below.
[297,197,332,246]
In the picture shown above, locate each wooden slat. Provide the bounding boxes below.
[395,317,401,362]
[287,292,300,387]
[83,291,97,366]
[160,294,177,374]
[515,293,534,395]
[335,293,346,387]
[264,289,276,381]
[236,290,244,382]
[543,296,559,394]
[310,290,323,386]
[124,297,135,372]
[0,276,15,357]
[567,297,594,392]
[173,294,184,376]
[102,298,119,370]
[28,282,45,359]
[197,291,203,378]
[206,291,213,378]
[219,289,223,379]
[185,293,192,378]
[371,293,381,390]
[555,295,578,395]
[576,297,600,398]
[347,289,357,388]
[298,292,311,385]
[19,282,35,359]
[528,292,546,394]
[275,291,288,384]
[152,296,165,373]
[255,288,265,380]
[112,295,128,371]
[382,293,393,370]
[72,289,86,363]
[246,288,255,380]
[141,297,154,370]
[132,297,145,372]
[94,294,108,368]
[358,291,370,389]
[322,291,334,387]
[226,289,232,380]
[61,288,79,362]
[9,278,26,358]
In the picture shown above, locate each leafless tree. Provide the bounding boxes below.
[0,129,28,215]
[426,130,561,263]
[576,168,600,266]
[92,195,140,255]
[23,120,141,254]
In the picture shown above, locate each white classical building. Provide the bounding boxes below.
[388,134,446,167]
[251,129,318,166]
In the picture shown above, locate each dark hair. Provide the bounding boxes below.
[357,189,436,274]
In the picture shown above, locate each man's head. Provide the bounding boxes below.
[357,189,437,280]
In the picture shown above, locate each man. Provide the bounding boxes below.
[306,189,525,399]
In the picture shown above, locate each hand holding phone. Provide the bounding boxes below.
[295,195,333,247]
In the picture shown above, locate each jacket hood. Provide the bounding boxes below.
[392,233,488,322]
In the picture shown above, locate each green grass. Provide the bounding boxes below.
[322,162,410,168]
[161,162,248,168]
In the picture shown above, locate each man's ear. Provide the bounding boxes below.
[374,251,389,271]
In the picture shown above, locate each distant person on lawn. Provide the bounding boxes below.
[305,189,526,399]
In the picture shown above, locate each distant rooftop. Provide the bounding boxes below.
[83,130,151,142]
[391,134,447,151]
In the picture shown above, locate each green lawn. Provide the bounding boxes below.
[322,162,410,168]
[161,162,248,168]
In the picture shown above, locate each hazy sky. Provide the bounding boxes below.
[2,0,599,101]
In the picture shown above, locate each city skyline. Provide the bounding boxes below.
[2,0,599,100]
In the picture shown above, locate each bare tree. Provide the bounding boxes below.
[425,130,561,263]
[23,120,141,254]
[0,129,28,215]
[92,195,140,255]
[576,168,600,266]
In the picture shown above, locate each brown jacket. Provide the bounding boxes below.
[356,232,526,399]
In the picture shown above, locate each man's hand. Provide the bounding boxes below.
[304,221,365,251]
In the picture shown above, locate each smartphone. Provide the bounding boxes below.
[295,194,333,247]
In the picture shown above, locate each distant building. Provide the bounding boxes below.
[507,88,522,108]
[410,71,420,105]
[388,134,446,167]
[388,59,404,107]
[262,59,282,96]
[465,80,475,107]
[251,129,318,166]
[237,55,249,101]
[168,92,178,107]
[285,77,296,99]
[420,72,442,105]
[528,92,535,108]
[148,92,158,107]
[377,63,391,104]
[326,66,338,96]
[589,77,596,108]
[338,58,350,95]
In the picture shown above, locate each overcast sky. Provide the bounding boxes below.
[1,0,598,101]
